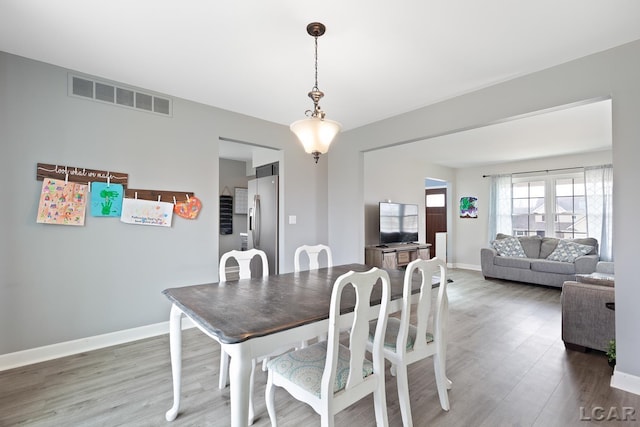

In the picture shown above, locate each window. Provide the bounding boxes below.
[512,180,545,236]
[426,194,445,207]
[554,177,586,239]
[511,173,585,238]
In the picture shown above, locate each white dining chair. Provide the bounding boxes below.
[265,267,391,427]
[294,244,333,272]
[219,248,268,282]
[293,244,334,349]
[218,249,269,390]
[367,257,451,427]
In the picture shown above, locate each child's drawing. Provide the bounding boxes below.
[37,179,87,225]
[90,182,123,217]
[120,198,173,227]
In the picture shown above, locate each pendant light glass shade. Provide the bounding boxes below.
[292,22,341,163]
[290,116,342,157]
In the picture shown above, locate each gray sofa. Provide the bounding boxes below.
[561,262,615,352]
[481,234,599,287]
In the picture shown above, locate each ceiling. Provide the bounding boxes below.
[1,1,635,166]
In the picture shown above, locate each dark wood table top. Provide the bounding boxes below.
[162,264,413,344]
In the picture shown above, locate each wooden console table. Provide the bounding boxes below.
[365,243,431,269]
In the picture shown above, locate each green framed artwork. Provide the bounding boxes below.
[460,196,478,218]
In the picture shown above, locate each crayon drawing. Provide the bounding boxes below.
[37,179,88,226]
[120,198,173,227]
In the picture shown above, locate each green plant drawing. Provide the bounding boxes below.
[100,188,120,215]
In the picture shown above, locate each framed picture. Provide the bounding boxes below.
[460,196,478,218]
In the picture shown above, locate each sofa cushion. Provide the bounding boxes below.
[492,236,526,257]
[546,239,595,262]
[569,237,598,255]
[517,236,542,259]
[540,237,560,259]
[530,259,576,274]
[494,256,531,269]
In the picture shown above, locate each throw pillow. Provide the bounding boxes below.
[546,239,594,262]
[492,236,527,258]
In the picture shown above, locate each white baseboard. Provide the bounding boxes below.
[0,317,196,372]
[611,368,640,396]
[452,263,481,271]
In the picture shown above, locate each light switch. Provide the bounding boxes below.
[289,215,297,225]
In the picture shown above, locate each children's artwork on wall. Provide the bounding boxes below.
[90,182,124,217]
[37,179,88,226]
[460,196,478,218]
[174,195,202,219]
[120,198,173,227]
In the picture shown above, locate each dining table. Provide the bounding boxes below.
[162,263,422,427]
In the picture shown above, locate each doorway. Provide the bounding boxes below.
[425,180,447,258]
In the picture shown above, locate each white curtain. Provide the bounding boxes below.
[585,164,613,261]
[487,174,512,243]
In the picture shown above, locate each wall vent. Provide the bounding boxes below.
[68,74,172,117]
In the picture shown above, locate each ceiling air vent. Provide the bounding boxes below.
[68,74,172,117]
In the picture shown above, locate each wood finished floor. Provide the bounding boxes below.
[2,269,639,427]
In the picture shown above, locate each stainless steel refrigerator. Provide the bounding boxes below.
[247,175,279,275]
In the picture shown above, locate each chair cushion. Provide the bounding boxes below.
[546,239,594,262]
[491,236,527,257]
[266,341,373,398]
[368,317,433,351]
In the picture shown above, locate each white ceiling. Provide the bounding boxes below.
[1,1,634,166]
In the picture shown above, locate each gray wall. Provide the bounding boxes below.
[329,40,640,381]
[0,52,327,354]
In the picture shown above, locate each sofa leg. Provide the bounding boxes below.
[564,341,588,352]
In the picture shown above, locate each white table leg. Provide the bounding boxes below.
[165,304,184,421]
[228,343,253,427]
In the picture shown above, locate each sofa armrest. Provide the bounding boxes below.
[596,261,615,274]
[561,280,615,352]
[574,254,599,274]
[481,247,497,259]
[480,247,498,277]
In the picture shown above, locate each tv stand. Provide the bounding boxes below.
[365,243,431,270]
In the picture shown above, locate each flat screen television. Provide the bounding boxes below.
[379,202,419,245]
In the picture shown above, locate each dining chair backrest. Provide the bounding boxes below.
[324,268,390,404]
[219,249,268,281]
[294,244,333,272]
[398,257,448,354]
[368,257,450,427]
[265,267,391,426]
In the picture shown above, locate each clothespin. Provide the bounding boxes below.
[158,195,161,202]
[186,194,190,201]
[135,191,138,200]
[173,196,177,205]
[65,166,68,183]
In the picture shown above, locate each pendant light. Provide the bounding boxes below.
[290,22,342,163]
